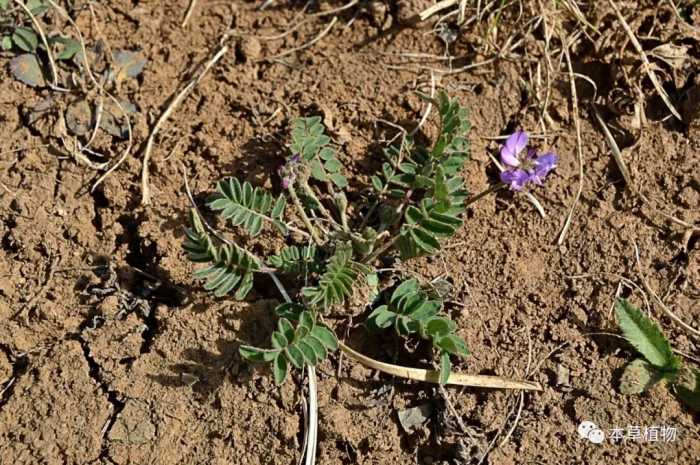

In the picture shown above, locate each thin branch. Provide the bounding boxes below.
[557,38,584,245]
[288,184,322,245]
[16,0,65,91]
[142,44,229,205]
[339,342,542,390]
[261,17,337,62]
[182,0,198,27]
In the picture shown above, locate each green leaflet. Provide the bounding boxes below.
[238,309,338,385]
[289,117,347,188]
[396,167,468,258]
[301,244,370,312]
[267,245,320,275]
[615,299,679,372]
[208,177,286,236]
[183,209,261,298]
[368,279,469,375]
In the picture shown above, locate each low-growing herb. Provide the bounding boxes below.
[615,299,699,412]
[183,91,558,385]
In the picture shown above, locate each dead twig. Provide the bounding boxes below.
[339,342,542,390]
[261,17,337,62]
[182,0,198,27]
[556,37,584,245]
[633,242,700,338]
[142,43,229,205]
[592,106,634,190]
[608,0,682,121]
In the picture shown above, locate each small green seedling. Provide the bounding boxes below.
[184,91,472,384]
[615,299,699,412]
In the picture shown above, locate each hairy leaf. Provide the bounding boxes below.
[615,299,679,371]
[12,27,38,52]
[239,346,279,362]
[439,351,451,385]
[675,368,700,412]
[273,353,288,385]
[619,359,663,394]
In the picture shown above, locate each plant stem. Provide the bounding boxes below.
[364,234,400,264]
[288,184,322,245]
[364,183,505,263]
[339,342,541,390]
[464,182,506,208]
[300,178,341,230]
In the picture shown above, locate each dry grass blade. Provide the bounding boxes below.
[633,242,700,338]
[15,0,65,91]
[44,0,134,192]
[142,44,229,205]
[608,0,682,121]
[557,40,584,245]
[261,17,337,62]
[420,0,460,21]
[266,271,317,465]
[339,342,542,390]
[182,0,198,27]
[592,106,634,190]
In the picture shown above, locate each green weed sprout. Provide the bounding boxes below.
[615,299,699,411]
[184,91,474,385]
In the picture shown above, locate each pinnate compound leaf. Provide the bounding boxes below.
[615,299,678,370]
[208,177,285,237]
[183,209,260,299]
[301,245,370,312]
[290,116,345,185]
[268,245,319,275]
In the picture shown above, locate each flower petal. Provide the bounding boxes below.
[530,152,558,185]
[500,168,530,191]
[500,131,528,167]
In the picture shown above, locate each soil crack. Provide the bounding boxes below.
[70,330,124,462]
[0,344,29,411]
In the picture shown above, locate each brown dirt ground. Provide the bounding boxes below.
[1,1,699,464]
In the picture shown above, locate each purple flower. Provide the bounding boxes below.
[498,131,558,191]
[278,154,301,189]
